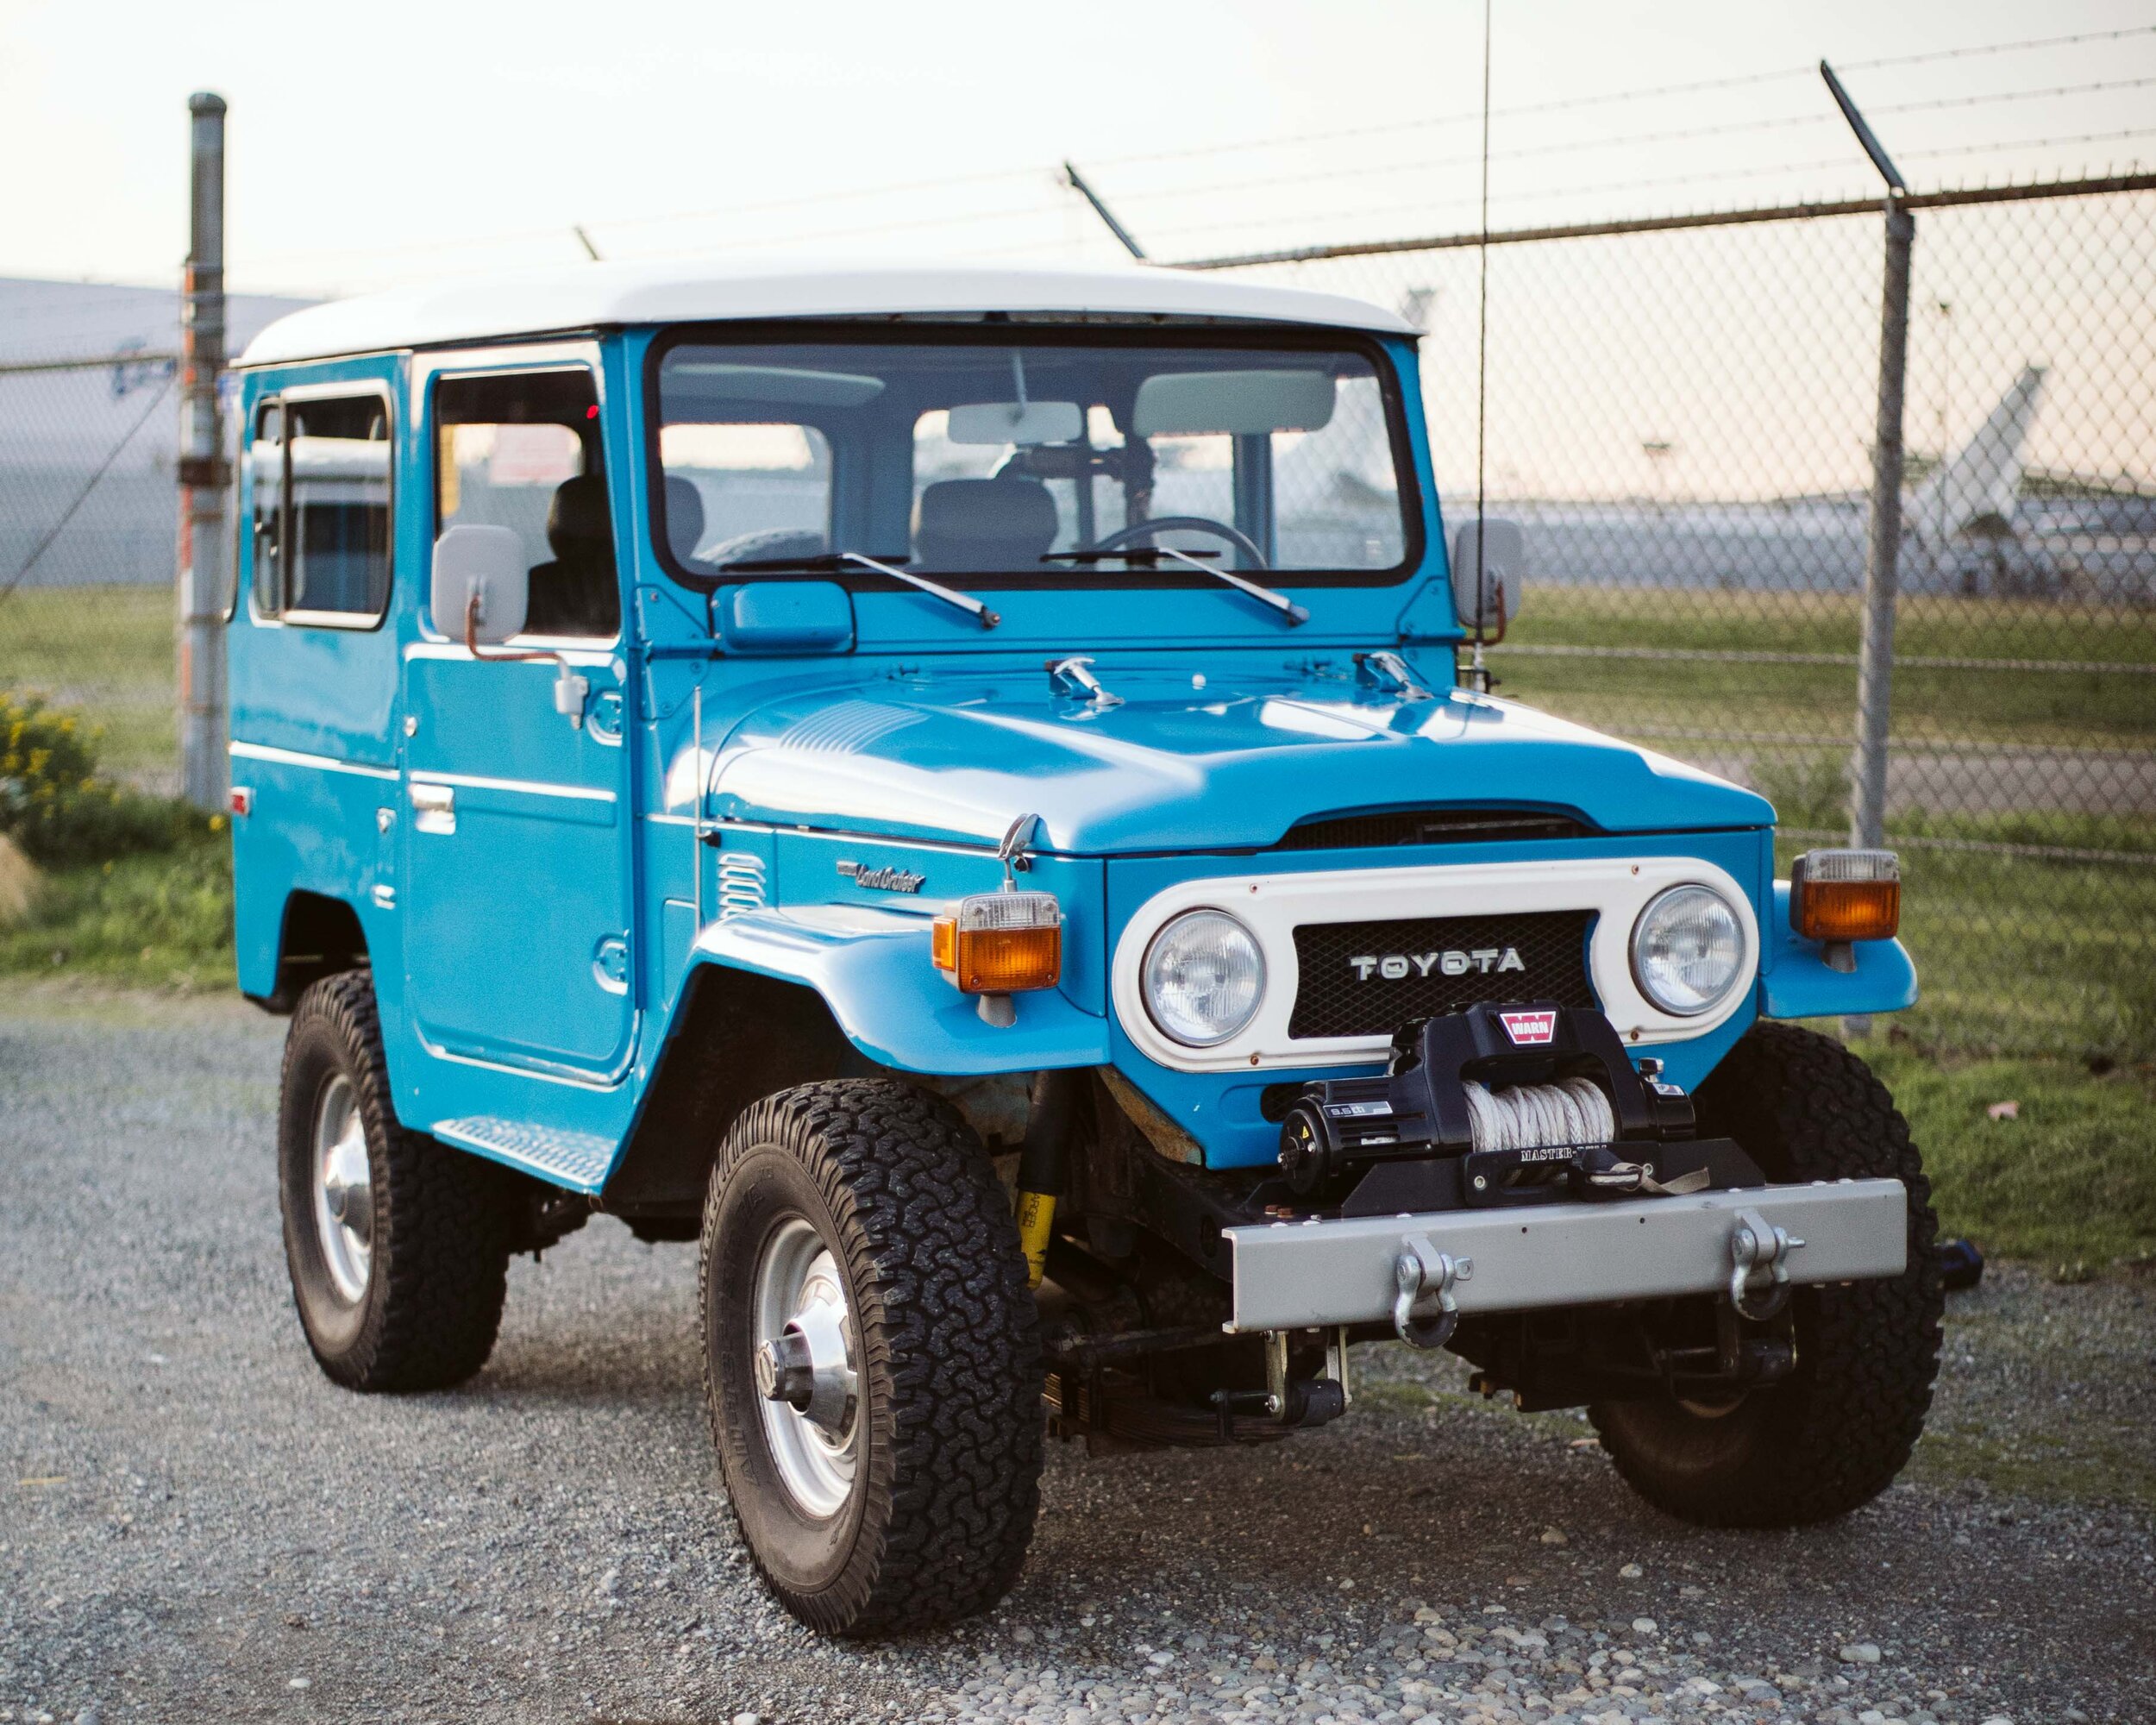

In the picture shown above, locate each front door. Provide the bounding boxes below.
[400,351,636,1081]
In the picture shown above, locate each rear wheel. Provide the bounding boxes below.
[700,1080,1044,1635]
[1589,1023,1943,1525]
[279,970,512,1391]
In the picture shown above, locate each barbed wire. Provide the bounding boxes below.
[222,27,2156,284]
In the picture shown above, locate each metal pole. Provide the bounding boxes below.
[1061,161,1148,260]
[1823,60,1913,1042]
[178,91,229,812]
[1851,197,1914,859]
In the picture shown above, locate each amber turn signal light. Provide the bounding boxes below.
[932,891,1063,994]
[1790,849,1901,943]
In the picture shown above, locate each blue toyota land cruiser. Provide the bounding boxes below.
[229,260,1940,1635]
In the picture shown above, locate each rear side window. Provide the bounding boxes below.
[435,368,617,640]
[253,393,393,624]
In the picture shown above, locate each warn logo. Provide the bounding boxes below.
[1498,1009,1558,1045]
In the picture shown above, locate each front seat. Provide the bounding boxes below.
[664,474,707,569]
[913,477,1059,573]
[526,473,621,637]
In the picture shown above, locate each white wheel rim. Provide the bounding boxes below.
[752,1217,860,1519]
[310,1074,373,1305]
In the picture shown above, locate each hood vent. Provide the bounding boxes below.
[1274,807,1593,852]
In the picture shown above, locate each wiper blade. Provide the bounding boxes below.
[718,551,906,573]
[1038,548,1221,565]
[718,549,999,628]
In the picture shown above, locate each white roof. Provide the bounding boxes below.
[236,257,1414,366]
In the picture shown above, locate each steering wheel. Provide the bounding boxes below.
[1083,515,1269,571]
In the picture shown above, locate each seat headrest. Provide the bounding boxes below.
[914,477,1059,572]
[663,474,705,564]
[547,473,613,560]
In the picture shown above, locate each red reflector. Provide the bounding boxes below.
[586,404,600,419]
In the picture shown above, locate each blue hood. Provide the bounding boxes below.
[705,664,1772,854]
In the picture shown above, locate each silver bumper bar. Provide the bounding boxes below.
[1221,1178,1908,1336]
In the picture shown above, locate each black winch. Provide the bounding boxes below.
[1276,1000,1764,1215]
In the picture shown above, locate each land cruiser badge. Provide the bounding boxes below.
[837,860,926,894]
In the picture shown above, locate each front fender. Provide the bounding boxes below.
[1756,881,1917,1020]
[691,905,1110,1074]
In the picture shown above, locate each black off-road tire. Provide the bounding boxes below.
[279,970,512,1391]
[1589,1023,1943,1525]
[700,1080,1044,1636]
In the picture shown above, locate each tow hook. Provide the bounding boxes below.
[1394,1233,1471,1349]
[1728,1207,1805,1320]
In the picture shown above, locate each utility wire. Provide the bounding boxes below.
[1087,23,2156,172]
[1100,74,2156,213]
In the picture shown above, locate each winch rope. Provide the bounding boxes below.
[1462,1078,1617,1154]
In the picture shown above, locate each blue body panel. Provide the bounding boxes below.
[228,325,1912,1193]
[1758,882,1918,1019]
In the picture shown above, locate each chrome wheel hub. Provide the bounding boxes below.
[310,1075,374,1305]
[752,1218,859,1518]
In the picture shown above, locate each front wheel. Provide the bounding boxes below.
[1589,1024,1944,1526]
[700,1080,1044,1635]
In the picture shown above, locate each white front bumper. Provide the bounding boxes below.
[1220,1178,1908,1333]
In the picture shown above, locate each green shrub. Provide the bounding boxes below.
[0,688,207,867]
[0,826,235,988]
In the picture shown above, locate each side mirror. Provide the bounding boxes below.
[431,524,528,644]
[1451,518,1524,636]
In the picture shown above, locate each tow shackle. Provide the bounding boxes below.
[1393,1233,1473,1351]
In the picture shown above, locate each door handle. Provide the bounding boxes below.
[410,781,455,835]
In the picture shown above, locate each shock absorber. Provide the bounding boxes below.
[1014,1070,1079,1289]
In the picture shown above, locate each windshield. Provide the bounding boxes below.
[650,329,1413,587]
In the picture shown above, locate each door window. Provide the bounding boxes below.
[252,392,394,625]
[435,369,617,640]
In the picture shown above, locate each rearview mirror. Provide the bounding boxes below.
[431,524,528,645]
[1131,369,1336,437]
[1451,518,1524,635]
[947,400,1083,446]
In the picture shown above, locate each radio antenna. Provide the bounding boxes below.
[1471,0,1494,688]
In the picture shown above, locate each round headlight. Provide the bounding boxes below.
[1142,909,1267,1046]
[1630,884,1745,1016]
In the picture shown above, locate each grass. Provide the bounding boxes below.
[1769,826,2156,1065]
[0,827,235,992]
[1865,1042,2156,1269]
[0,586,176,784]
[1493,587,2156,752]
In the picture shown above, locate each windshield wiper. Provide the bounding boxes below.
[1039,547,1220,564]
[1044,544,1307,625]
[718,549,999,629]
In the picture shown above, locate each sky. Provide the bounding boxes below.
[3,0,2153,299]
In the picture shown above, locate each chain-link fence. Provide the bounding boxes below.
[5,183,2150,1058]
[0,342,184,794]
[1194,177,2156,1063]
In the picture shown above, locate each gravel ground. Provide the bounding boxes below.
[3,987,2150,1725]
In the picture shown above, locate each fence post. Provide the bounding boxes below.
[178,91,229,812]
[1841,196,1914,1040]
[1850,195,1914,862]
